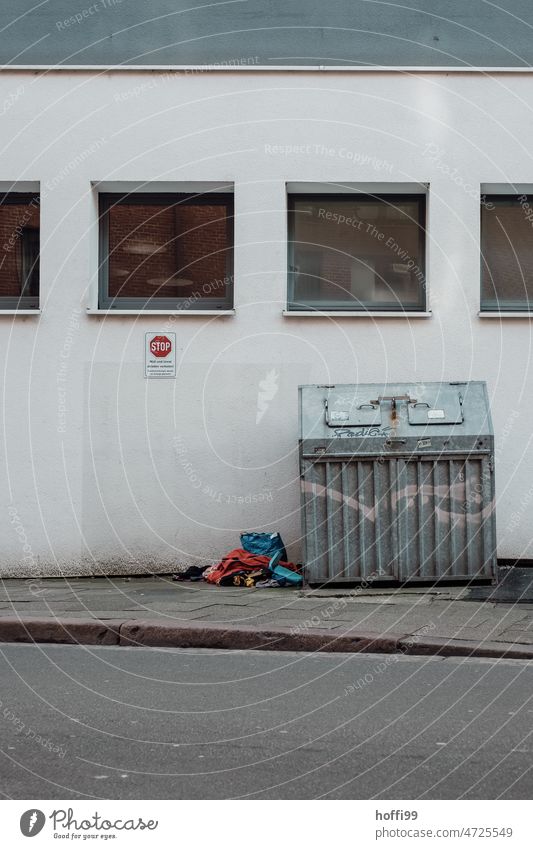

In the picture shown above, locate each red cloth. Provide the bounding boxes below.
[205,548,299,585]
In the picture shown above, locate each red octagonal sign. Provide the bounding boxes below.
[149,335,172,358]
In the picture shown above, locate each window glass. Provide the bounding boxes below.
[100,194,233,308]
[481,197,533,310]
[0,195,40,305]
[288,195,426,311]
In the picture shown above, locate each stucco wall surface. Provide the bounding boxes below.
[0,69,531,575]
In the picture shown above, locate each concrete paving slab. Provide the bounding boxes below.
[343,595,434,606]
[244,594,308,606]
[416,625,512,641]
[172,595,270,607]
[331,612,436,630]
[192,607,278,625]
[302,587,470,600]
[495,629,533,645]
[0,575,530,658]
[0,610,212,622]
[255,619,346,630]
[430,607,496,623]
[268,599,321,609]
[0,598,223,613]
[507,616,533,631]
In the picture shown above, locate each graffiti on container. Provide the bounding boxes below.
[301,479,495,524]
[333,426,393,438]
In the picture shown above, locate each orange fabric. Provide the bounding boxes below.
[205,547,299,585]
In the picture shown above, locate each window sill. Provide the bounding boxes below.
[0,309,41,315]
[283,310,432,318]
[478,311,533,318]
[87,308,235,316]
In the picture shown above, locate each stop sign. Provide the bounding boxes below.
[149,335,172,358]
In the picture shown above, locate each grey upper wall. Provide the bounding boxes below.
[2,0,533,67]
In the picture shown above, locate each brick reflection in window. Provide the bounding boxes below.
[0,198,40,298]
[107,200,231,300]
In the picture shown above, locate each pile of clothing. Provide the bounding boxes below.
[173,532,302,588]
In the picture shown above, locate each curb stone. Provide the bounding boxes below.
[0,616,531,658]
[118,620,403,653]
[398,636,533,660]
[0,617,121,645]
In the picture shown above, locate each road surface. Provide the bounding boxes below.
[0,644,531,799]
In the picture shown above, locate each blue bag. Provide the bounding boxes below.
[240,531,288,561]
[271,564,303,587]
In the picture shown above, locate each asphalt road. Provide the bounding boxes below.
[0,644,531,799]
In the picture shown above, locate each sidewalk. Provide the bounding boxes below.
[0,576,532,658]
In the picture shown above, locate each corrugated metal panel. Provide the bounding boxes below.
[302,458,398,582]
[396,457,494,581]
[301,455,495,583]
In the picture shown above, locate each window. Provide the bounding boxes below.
[288,194,426,311]
[0,193,40,309]
[99,192,234,310]
[481,195,533,311]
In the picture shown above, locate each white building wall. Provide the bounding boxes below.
[0,69,532,576]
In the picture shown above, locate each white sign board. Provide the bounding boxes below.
[145,332,176,379]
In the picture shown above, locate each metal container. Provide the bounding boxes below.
[299,381,496,585]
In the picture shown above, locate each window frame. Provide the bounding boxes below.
[0,192,40,310]
[98,191,234,311]
[287,192,427,313]
[480,194,533,313]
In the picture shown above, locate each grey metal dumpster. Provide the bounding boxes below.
[299,381,496,585]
